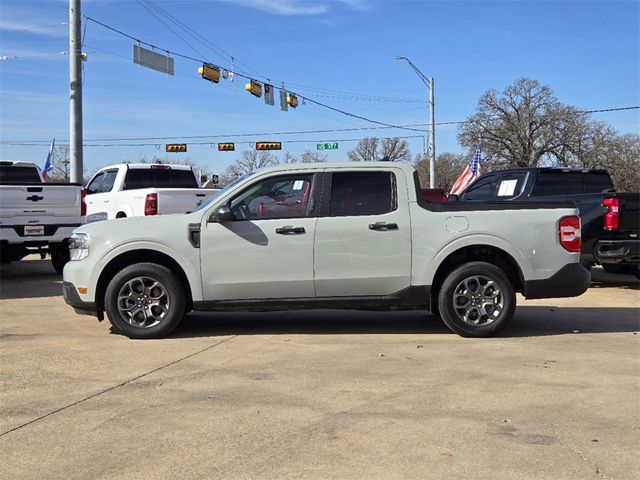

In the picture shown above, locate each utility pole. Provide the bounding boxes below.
[429,77,435,188]
[395,56,436,188]
[69,0,83,183]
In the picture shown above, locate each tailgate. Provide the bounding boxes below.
[0,185,82,218]
[155,189,214,215]
[618,193,640,233]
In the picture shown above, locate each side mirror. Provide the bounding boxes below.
[211,205,234,223]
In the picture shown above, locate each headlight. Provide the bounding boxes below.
[69,233,90,261]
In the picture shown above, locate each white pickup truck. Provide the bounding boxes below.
[84,163,218,220]
[63,162,590,339]
[0,161,85,273]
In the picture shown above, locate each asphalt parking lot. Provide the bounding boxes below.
[1,257,639,480]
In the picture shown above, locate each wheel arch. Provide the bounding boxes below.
[95,249,193,312]
[430,244,524,312]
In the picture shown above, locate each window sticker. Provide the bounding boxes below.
[497,179,518,197]
[292,180,305,191]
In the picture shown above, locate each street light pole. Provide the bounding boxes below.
[395,56,436,188]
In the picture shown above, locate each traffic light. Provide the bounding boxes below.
[218,143,235,151]
[165,144,187,152]
[245,79,262,98]
[198,63,220,83]
[287,93,299,108]
[256,142,282,151]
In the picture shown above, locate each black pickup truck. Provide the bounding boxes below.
[456,167,639,277]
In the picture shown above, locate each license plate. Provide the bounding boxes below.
[24,225,44,236]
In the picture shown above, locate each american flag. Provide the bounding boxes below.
[450,145,482,195]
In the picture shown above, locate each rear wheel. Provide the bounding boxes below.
[437,261,516,337]
[104,263,185,339]
[50,243,70,274]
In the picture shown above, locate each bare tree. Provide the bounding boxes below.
[300,150,328,163]
[381,137,411,162]
[221,150,279,184]
[415,152,468,191]
[348,137,379,162]
[458,78,575,169]
[280,151,298,164]
[602,133,640,192]
[348,137,411,162]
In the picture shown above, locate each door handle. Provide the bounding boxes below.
[368,222,398,231]
[276,226,306,235]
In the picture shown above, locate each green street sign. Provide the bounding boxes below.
[317,142,339,150]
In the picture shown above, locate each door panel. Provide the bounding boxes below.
[200,172,317,301]
[314,170,412,297]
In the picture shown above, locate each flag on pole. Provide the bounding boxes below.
[450,145,482,195]
[42,138,55,179]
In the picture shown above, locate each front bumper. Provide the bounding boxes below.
[62,281,102,319]
[524,263,591,300]
[594,239,640,265]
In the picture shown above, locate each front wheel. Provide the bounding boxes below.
[104,263,186,339]
[437,261,516,337]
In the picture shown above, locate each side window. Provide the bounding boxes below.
[229,174,313,220]
[329,171,395,216]
[99,170,118,193]
[532,172,582,196]
[495,173,527,200]
[462,175,496,201]
[85,172,104,195]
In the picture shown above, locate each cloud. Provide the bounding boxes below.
[0,17,66,37]
[229,0,372,16]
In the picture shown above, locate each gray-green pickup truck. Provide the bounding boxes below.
[63,162,590,338]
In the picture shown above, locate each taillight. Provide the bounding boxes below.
[144,193,158,216]
[559,215,581,252]
[80,189,87,216]
[602,197,619,231]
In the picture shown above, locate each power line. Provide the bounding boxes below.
[81,15,428,133]
[4,106,637,145]
[141,0,424,104]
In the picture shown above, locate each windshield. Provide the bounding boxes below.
[191,172,255,213]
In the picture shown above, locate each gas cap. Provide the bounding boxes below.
[445,216,469,233]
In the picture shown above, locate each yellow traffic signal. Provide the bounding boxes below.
[198,63,220,83]
[218,143,235,151]
[256,142,281,151]
[165,143,187,152]
[245,80,262,98]
[287,93,299,108]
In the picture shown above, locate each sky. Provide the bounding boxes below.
[1,0,639,176]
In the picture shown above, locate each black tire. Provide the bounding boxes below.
[50,244,70,274]
[116,212,127,218]
[104,263,186,339]
[437,261,516,337]
[601,264,635,275]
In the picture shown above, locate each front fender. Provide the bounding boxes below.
[90,239,203,301]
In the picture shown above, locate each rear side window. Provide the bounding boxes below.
[99,170,118,193]
[0,166,42,184]
[495,172,527,200]
[461,175,496,201]
[123,168,198,190]
[532,171,614,196]
[329,171,395,216]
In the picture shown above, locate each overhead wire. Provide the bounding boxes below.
[3,106,638,146]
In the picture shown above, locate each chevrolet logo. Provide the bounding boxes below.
[26,195,44,202]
